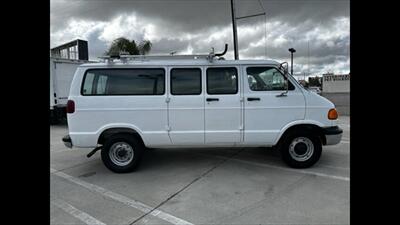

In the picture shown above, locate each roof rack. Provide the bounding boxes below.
[99,44,228,63]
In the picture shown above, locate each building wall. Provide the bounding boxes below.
[321,92,350,116]
[50,39,88,61]
[322,73,350,93]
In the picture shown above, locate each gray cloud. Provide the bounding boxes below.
[51,0,349,32]
[86,29,109,59]
[51,0,232,33]
[50,0,349,75]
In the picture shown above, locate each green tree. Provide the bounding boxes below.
[308,76,322,87]
[106,37,152,56]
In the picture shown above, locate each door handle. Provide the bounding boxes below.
[206,98,219,102]
[247,97,260,101]
[276,92,288,97]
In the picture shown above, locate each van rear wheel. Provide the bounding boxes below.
[101,134,144,173]
[280,132,322,168]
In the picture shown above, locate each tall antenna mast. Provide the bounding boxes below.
[230,0,266,60]
[230,0,239,60]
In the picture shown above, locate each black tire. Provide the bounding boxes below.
[280,131,322,168]
[101,134,145,173]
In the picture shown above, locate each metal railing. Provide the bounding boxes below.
[99,44,228,63]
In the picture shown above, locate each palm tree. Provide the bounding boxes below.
[138,40,152,55]
[106,37,152,56]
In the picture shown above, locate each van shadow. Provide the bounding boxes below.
[138,147,282,172]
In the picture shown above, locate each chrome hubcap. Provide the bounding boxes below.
[289,137,314,162]
[109,142,134,166]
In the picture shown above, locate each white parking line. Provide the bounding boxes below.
[192,153,350,182]
[52,198,106,225]
[233,158,349,181]
[229,158,350,182]
[319,164,350,170]
[51,168,194,225]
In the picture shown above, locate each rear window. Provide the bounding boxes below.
[81,69,165,95]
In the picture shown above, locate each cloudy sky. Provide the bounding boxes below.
[50,0,349,77]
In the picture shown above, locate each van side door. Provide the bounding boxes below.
[243,65,305,145]
[204,66,242,144]
[167,67,205,145]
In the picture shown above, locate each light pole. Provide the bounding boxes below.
[288,48,296,75]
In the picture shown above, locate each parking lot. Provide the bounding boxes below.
[51,117,349,225]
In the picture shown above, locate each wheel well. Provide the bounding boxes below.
[98,128,144,146]
[276,124,326,147]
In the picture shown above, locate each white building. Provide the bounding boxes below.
[322,73,350,93]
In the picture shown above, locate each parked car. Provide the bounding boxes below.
[63,53,342,173]
[308,86,322,94]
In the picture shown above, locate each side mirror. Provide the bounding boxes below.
[279,62,289,79]
[285,76,289,92]
[277,62,289,97]
[276,79,289,97]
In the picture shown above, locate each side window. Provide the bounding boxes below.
[96,75,108,95]
[246,67,295,91]
[82,72,95,95]
[207,67,238,95]
[81,69,165,95]
[171,68,201,95]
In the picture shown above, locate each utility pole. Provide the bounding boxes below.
[230,0,239,60]
[230,0,266,60]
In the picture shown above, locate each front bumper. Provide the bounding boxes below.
[62,135,73,148]
[323,126,343,145]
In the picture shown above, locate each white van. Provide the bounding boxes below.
[62,52,342,173]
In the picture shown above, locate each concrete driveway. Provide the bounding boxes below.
[50,117,350,225]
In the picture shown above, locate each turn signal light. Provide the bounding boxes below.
[328,108,338,120]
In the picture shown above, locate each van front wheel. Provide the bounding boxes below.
[280,132,322,168]
[101,134,144,173]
